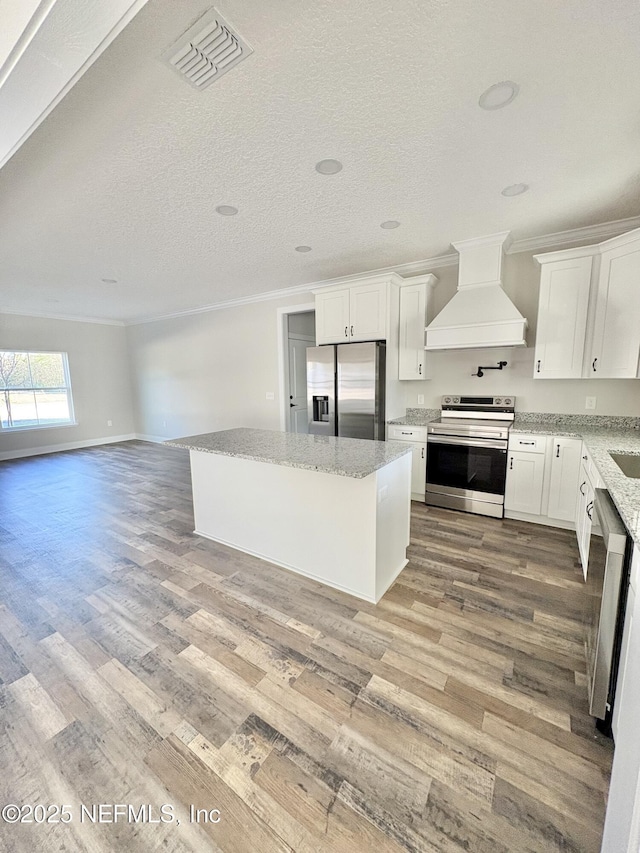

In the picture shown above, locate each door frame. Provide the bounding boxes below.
[276,302,315,432]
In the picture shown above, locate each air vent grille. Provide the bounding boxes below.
[162,8,252,90]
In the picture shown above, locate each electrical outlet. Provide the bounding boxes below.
[265,391,275,400]
[585,396,596,410]
[162,420,167,428]
[378,485,389,504]
[107,419,112,427]
[417,394,425,405]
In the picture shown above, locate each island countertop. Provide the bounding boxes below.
[166,427,412,479]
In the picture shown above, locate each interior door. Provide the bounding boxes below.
[288,338,310,433]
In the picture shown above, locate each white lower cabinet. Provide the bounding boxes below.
[505,447,546,515]
[388,425,427,501]
[547,437,582,521]
[602,545,640,852]
[505,433,581,528]
[575,446,603,578]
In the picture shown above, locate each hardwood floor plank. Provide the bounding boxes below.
[0,442,613,852]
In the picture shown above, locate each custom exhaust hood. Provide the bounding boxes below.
[425,231,528,350]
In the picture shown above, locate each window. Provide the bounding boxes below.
[0,350,75,430]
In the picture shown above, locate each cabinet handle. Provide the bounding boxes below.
[418,363,422,375]
[350,325,354,337]
[509,457,513,470]
[586,501,593,521]
[344,326,348,338]
[401,431,411,435]
[583,455,588,461]
[519,441,535,445]
[580,481,586,495]
[592,357,598,372]
[556,444,560,458]
[536,359,541,373]
[421,447,424,459]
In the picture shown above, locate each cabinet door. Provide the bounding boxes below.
[602,546,640,852]
[533,256,592,379]
[505,451,545,514]
[590,241,640,378]
[575,464,588,561]
[315,289,350,345]
[547,437,582,521]
[579,479,595,578]
[349,282,387,341]
[409,442,427,499]
[398,283,428,380]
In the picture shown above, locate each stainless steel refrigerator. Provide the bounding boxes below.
[306,342,386,440]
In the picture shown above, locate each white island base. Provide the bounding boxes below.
[189,449,411,604]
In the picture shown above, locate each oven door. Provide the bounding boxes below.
[426,434,508,504]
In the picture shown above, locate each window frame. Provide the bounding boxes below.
[0,349,77,432]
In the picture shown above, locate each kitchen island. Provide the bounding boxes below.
[166,428,413,603]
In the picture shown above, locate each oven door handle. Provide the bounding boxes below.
[427,435,507,450]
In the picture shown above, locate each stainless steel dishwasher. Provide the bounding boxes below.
[584,488,632,735]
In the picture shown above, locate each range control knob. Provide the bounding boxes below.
[504,397,513,405]
[443,396,451,404]
[495,397,502,405]
[453,396,460,404]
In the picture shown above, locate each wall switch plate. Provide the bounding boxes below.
[378,485,389,503]
[107,419,112,427]
[265,391,275,400]
[585,396,596,410]
[417,394,425,405]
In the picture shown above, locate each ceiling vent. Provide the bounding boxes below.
[162,8,252,90]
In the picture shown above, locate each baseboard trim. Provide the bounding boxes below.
[504,510,576,531]
[0,433,137,461]
[135,433,168,444]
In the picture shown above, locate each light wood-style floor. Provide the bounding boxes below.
[0,441,612,852]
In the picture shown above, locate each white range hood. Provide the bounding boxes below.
[425,231,528,350]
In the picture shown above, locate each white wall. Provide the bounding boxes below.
[404,250,640,416]
[0,312,136,458]
[127,293,314,440]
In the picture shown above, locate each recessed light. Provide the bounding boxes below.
[315,159,343,175]
[295,245,312,252]
[380,220,400,229]
[501,183,529,197]
[101,278,117,284]
[216,205,238,215]
[479,81,519,110]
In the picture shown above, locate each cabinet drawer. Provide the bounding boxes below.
[508,434,548,453]
[388,425,428,443]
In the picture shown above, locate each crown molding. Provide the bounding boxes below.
[509,215,640,255]
[4,216,640,327]
[0,307,125,326]
[126,252,458,325]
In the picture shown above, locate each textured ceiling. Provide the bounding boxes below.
[0,0,639,322]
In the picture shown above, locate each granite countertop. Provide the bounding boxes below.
[390,408,640,546]
[165,427,411,479]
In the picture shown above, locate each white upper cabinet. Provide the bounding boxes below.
[398,275,436,380]
[589,233,640,378]
[534,227,640,379]
[315,289,351,343]
[314,279,388,345]
[349,281,387,341]
[533,254,593,379]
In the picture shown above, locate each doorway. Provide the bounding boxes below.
[277,305,315,433]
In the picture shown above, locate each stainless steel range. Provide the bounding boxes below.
[426,395,515,518]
